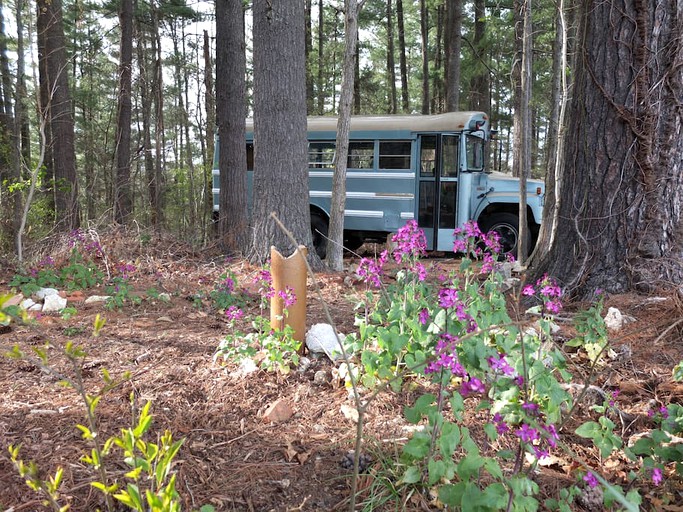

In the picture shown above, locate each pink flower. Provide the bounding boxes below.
[583,472,599,488]
[418,308,430,325]
[522,285,535,296]
[652,467,663,486]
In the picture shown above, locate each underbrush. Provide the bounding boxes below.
[2,222,683,511]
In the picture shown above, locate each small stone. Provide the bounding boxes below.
[35,288,59,300]
[158,293,171,302]
[43,294,68,313]
[313,370,330,386]
[604,307,624,330]
[67,291,86,302]
[156,316,173,323]
[306,323,345,361]
[340,450,372,472]
[263,399,293,423]
[85,295,112,304]
[20,298,36,310]
[340,403,359,423]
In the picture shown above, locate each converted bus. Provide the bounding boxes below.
[212,112,544,257]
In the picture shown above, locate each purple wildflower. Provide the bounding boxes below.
[493,413,509,434]
[225,306,244,321]
[583,472,599,488]
[460,377,485,397]
[652,467,663,486]
[438,287,459,309]
[522,285,535,296]
[357,257,385,288]
[488,353,515,376]
[522,402,540,415]
[515,424,540,443]
[278,286,297,308]
[418,308,430,325]
[425,333,466,377]
[391,220,427,263]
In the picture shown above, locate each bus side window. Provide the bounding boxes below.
[420,136,437,176]
[348,141,374,169]
[246,143,254,171]
[308,141,335,168]
[379,141,411,170]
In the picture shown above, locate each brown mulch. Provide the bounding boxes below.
[1,233,683,511]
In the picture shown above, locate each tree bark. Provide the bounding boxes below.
[37,0,79,231]
[250,0,321,268]
[114,0,133,225]
[396,0,409,112]
[445,0,462,112]
[327,0,362,271]
[529,0,683,297]
[419,0,429,114]
[216,0,249,253]
[386,0,397,114]
[468,0,489,112]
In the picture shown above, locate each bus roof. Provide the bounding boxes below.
[245,111,489,136]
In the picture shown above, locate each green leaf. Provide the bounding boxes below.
[405,393,436,424]
[401,465,422,484]
[438,482,466,507]
[438,422,460,457]
[575,421,600,438]
[457,453,485,480]
[403,433,431,459]
[428,458,446,485]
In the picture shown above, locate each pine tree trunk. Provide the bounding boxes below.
[114,0,133,225]
[37,0,79,231]
[327,0,361,271]
[216,0,249,253]
[468,0,489,112]
[529,0,683,297]
[396,0,409,112]
[445,0,461,112]
[420,0,429,114]
[386,0,397,114]
[250,0,320,267]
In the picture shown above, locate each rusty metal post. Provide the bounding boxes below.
[270,245,308,349]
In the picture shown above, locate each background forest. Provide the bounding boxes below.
[0,0,560,257]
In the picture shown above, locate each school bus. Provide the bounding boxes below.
[212,112,544,257]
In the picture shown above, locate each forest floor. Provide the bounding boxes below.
[1,231,682,511]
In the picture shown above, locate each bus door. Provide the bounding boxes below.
[417,134,460,251]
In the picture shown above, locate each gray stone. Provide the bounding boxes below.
[305,323,346,361]
[85,295,112,304]
[43,294,68,313]
[35,288,59,300]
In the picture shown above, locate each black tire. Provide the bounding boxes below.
[311,214,329,259]
[479,212,530,256]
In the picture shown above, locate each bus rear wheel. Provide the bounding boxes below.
[311,214,329,259]
[479,212,529,256]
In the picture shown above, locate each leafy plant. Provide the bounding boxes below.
[5,315,212,512]
[348,220,642,511]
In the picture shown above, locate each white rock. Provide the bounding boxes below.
[35,287,59,300]
[85,295,112,304]
[305,323,346,361]
[43,294,68,313]
[604,307,624,330]
[21,298,36,310]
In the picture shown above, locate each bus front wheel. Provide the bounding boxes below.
[479,212,529,256]
[311,214,329,259]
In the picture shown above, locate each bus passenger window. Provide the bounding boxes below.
[348,141,374,169]
[379,141,411,169]
[246,143,254,171]
[420,136,437,177]
[308,141,336,168]
[441,136,459,177]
